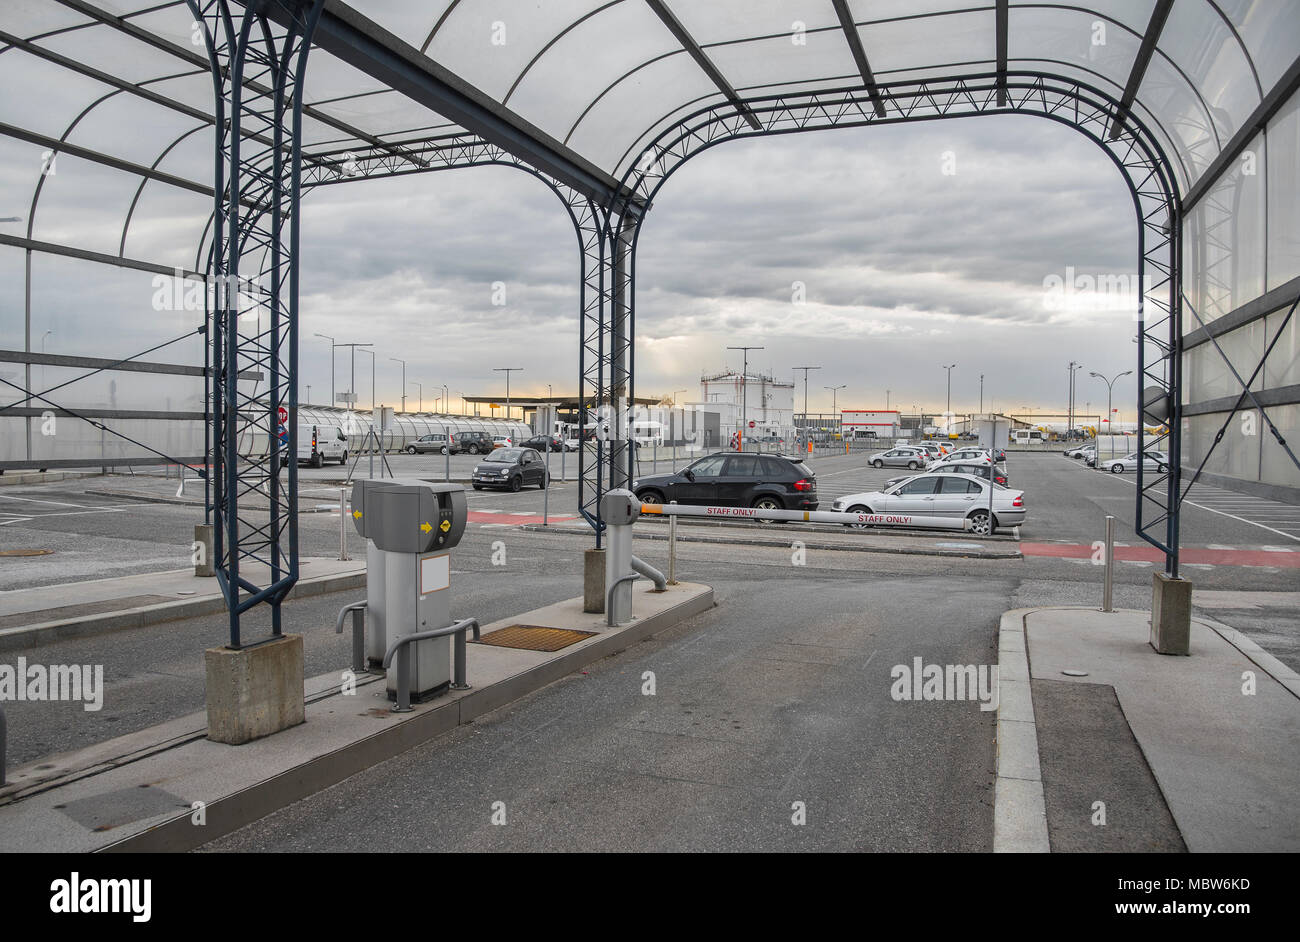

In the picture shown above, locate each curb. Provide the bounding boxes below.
[100,585,716,852]
[0,569,366,651]
[518,523,1022,560]
[993,607,1050,852]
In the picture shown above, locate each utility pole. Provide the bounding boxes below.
[494,368,522,419]
[314,332,335,406]
[793,365,821,453]
[1090,369,1132,460]
[390,357,406,412]
[728,346,764,451]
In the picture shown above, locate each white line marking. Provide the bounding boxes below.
[0,495,92,508]
[1105,474,1300,543]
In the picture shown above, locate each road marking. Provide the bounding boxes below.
[0,494,94,508]
[1102,474,1300,543]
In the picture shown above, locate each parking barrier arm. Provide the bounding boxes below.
[382,618,480,712]
[334,600,368,674]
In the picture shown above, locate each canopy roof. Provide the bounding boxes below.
[3,0,1298,271]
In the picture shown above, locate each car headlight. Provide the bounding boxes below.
[632,480,639,489]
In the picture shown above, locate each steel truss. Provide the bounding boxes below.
[199,66,1196,637]
[189,0,324,647]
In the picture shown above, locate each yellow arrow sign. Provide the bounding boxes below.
[352,510,362,519]
[440,519,451,532]
[420,522,433,533]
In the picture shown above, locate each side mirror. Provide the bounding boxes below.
[683,468,696,482]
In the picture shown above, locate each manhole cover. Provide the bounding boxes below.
[475,625,596,652]
[0,548,53,557]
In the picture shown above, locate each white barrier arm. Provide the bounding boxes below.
[638,502,970,530]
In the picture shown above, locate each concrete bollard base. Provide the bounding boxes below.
[205,634,305,744]
[584,548,605,613]
[193,524,214,577]
[1150,572,1192,656]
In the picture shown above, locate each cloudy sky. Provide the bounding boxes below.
[295,113,1142,420]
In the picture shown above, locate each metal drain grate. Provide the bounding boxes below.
[474,625,596,652]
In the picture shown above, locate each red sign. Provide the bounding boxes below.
[278,405,289,425]
[748,420,755,428]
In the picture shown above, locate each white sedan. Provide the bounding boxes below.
[831,472,1025,536]
[1105,450,1169,474]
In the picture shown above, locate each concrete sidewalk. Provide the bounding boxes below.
[0,580,713,852]
[0,557,366,650]
[994,606,1300,852]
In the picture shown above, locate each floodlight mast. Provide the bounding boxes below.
[728,346,763,451]
[793,366,821,453]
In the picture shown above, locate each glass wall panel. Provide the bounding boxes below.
[1259,404,1299,487]
[1182,410,1261,480]
[1184,318,1265,404]
[1266,92,1300,291]
[1265,309,1299,389]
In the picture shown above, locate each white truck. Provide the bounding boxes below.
[841,409,900,440]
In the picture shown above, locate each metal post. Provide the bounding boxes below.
[351,606,364,673]
[543,440,551,525]
[339,487,349,561]
[668,500,678,585]
[453,630,468,689]
[1102,514,1115,612]
[444,425,450,482]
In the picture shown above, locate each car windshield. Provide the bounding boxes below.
[485,449,523,463]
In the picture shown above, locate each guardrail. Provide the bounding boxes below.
[382,618,480,713]
[334,599,368,674]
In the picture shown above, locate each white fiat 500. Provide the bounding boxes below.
[831,472,1025,536]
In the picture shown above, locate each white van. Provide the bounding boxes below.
[1010,429,1046,445]
[298,423,347,467]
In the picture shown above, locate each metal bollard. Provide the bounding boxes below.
[668,500,679,585]
[1102,514,1115,612]
[339,488,350,561]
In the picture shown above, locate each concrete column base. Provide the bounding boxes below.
[205,634,305,744]
[193,524,214,577]
[1150,572,1192,656]
[584,548,605,613]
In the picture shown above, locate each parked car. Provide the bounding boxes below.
[405,433,449,455]
[632,452,817,513]
[471,447,548,491]
[521,434,564,452]
[1064,443,1093,459]
[832,473,1025,535]
[492,435,512,449]
[912,442,947,459]
[297,422,347,467]
[1105,450,1169,474]
[450,430,494,455]
[892,462,1009,488]
[869,447,929,470]
[931,449,996,469]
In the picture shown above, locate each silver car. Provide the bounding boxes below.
[832,472,1026,535]
[405,433,449,455]
[869,447,929,470]
[1105,450,1169,474]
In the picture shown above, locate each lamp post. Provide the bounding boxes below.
[410,382,423,412]
[313,332,335,406]
[390,357,406,412]
[728,346,764,451]
[979,374,984,414]
[824,384,846,440]
[942,363,956,416]
[1090,369,1133,461]
[360,348,376,410]
[334,342,371,408]
[494,368,522,419]
[793,366,821,453]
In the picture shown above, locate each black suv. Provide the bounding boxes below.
[632,452,817,512]
[450,430,494,455]
[521,434,564,452]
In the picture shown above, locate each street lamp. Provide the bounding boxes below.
[1090,369,1132,461]
[1067,361,1083,439]
[389,357,406,412]
[409,381,423,411]
[941,363,956,419]
[360,348,376,410]
[728,346,764,451]
[313,333,335,406]
[334,341,371,408]
[494,368,522,419]
[824,384,846,439]
[793,366,821,453]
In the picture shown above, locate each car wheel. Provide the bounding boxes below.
[908,461,919,469]
[406,445,417,455]
[845,504,873,529]
[538,475,548,489]
[1110,464,1124,474]
[872,459,883,468]
[968,509,994,536]
[509,475,522,492]
[637,489,664,505]
[752,495,783,523]
[311,453,323,469]
[1157,463,1168,473]
[339,451,348,464]
[472,484,483,491]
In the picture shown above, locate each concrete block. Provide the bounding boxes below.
[1150,572,1192,655]
[205,635,305,744]
[583,548,605,613]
